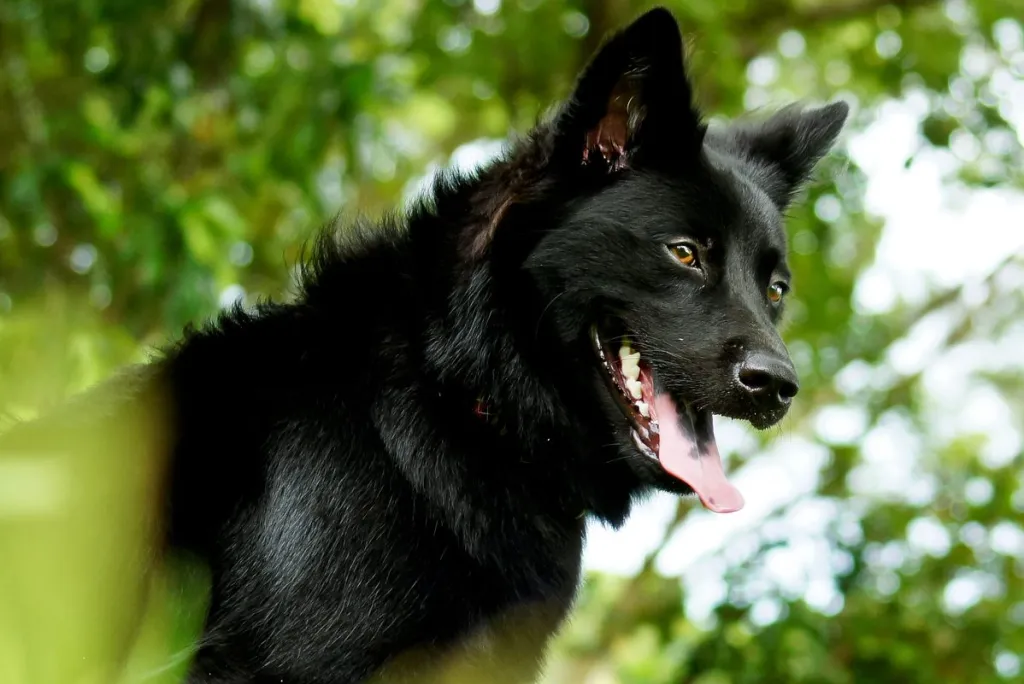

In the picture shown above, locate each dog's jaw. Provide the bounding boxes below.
[590,324,744,513]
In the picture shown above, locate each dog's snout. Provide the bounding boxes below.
[734,352,799,409]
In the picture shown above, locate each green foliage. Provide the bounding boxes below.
[1,0,1022,682]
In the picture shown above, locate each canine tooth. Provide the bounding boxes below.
[618,339,633,358]
[637,401,650,418]
[626,378,643,399]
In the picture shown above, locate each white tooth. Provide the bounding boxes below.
[618,339,632,359]
[626,378,643,399]
[620,347,641,380]
[637,401,650,418]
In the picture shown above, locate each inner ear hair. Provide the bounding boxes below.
[582,71,646,171]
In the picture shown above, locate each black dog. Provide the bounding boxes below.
[0,7,848,683]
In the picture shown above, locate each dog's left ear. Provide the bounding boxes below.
[552,7,703,173]
[729,101,850,208]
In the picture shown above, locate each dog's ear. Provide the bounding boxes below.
[729,101,850,208]
[552,7,703,173]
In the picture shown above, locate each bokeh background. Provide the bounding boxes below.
[1,0,1023,682]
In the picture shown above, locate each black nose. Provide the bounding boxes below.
[734,352,799,409]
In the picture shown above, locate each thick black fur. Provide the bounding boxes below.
[0,8,849,684]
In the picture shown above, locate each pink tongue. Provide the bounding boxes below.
[652,394,744,513]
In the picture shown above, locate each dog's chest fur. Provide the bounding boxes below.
[171,365,588,682]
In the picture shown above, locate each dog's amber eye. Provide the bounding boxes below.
[669,243,699,268]
[767,282,788,304]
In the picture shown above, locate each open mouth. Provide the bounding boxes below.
[591,324,745,514]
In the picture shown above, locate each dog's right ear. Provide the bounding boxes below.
[551,7,704,173]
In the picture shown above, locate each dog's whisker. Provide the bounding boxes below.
[535,291,569,338]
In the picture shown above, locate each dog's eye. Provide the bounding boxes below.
[767,282,789,304]
[668,243,700,268]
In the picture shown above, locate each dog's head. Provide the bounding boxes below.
[475,8,848,513]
